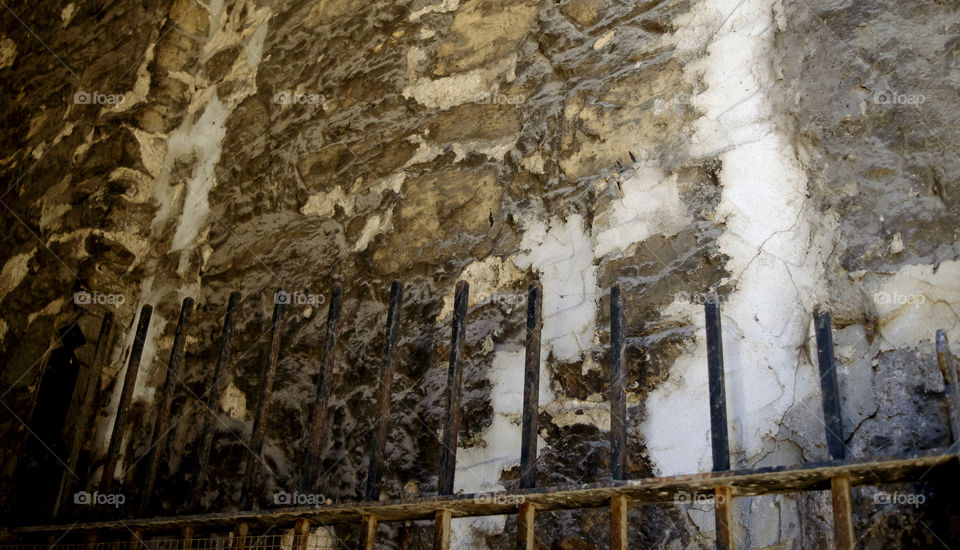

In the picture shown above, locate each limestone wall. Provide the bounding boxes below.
[1,0,958,547]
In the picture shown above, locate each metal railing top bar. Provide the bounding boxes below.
[9,444,957,535]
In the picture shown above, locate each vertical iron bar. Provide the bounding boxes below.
[609,284,627,480]
[197,291,241,502]
[130,528,144,550]
[831,476,855,550]
[102,305,153,493]
[516,502,536,550]
[519,281,542,490]
[714,486,735,550]
[705,294,730,472]
[301,284,342,493]
[181,527,194,550]
[432,509,452,550]
[814,311,845,460]
[609,494,628,550]
[360,515,378,550]
[230,522,248,550]
[55,312,115,518]
[438,281,468,496]
[293,518,310,550]
[364,281,403,501]
[141,297,195,513]
[242,294,287,509]
[935,330,960,446]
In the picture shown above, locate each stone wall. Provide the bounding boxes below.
[1,0,958,547]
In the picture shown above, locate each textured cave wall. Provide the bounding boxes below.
[0,0,958,548]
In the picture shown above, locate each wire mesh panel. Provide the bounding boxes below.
[237,533,342,550]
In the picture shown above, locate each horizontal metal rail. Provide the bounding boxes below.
[7,445,956,536]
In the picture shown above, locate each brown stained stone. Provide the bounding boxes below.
[299,144,354,189]
[434,0,540,76]
[558,58,693,179]
[204,46,243,83]
[303,0,379,27]
[372,167,502,272]
[560,0,605,27]
[427,102,522,143]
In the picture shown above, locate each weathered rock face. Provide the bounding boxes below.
[1,0,958,547]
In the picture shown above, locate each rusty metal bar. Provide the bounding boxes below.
[516,501,535,550]
[519,281,542,490]
[229,522,248,550]
[609,494,627,550]
[54,312,115,518]
[936,330,960,445]
[301,284,342,494]
[293,518,310,550]
[364,281,403,502]
[242,294,287,508]
[439,281,469,496]
[141,297,195,513]
[129,528,144,550]
[830,476,855,550]
[705,294,730,472]
[197,291,241,501]
[815,313,856,549]
[180,526,194,550]
[102,305,153,493]
[360,514,378,550]
[714,485,734,550]
[814,311,845,460]
[432,508,452,550]
[610,284,627,480]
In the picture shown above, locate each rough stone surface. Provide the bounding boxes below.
[0,0,958,547]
